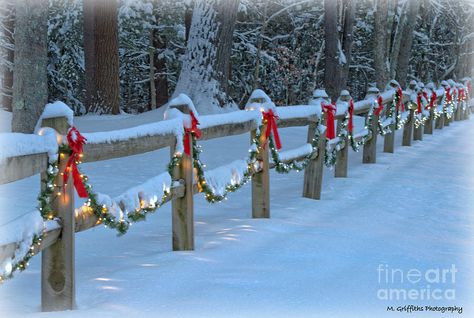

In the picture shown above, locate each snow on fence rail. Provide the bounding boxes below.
[0,82,471,312]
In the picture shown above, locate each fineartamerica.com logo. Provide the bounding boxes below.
[376,264,457,301]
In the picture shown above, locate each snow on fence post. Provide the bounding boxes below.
[251,126,270,218]
[170,105,194,251]
[402,107,415,146]
[334,117,348,177]
[40,116,76,311]
[303,121,326,200]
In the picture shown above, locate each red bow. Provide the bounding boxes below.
[64,127,88,198]
[348,99,354,134]
[429,91,437,110]
[445,88,452,103]
[322,102,336,139]
[396,87,405,112]
[417,93,423,113]
[374,95,384,116]
[422,91,428,102]
[263,109,281,149]
[183,111,201,156]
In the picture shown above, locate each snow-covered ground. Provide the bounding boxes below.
[0,110,473,318]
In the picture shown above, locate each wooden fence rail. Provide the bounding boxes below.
[0,86,471,312]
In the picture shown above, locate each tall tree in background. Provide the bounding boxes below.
[1,1,14,112]
[150,4,169,110]
[393,0,420,86]
[83,0,120,114]
[453,1,474,79]
[323,0,355,102]
[373,0,388,89]
[12,0,48,133]
[173,0,239,113]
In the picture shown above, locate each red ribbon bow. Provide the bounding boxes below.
[429,91,437,110]
[422,91,428,102]
[445,88,452,103]
[322,102,337,140]
[396,87,405,112]
[183,111,201,156]
[263,109,282,150]
[374,95,384,116]
[348,99,354,134]
[417,93,423,113]
[64,127,88,198]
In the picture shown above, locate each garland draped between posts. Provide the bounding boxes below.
[3,88,442,282]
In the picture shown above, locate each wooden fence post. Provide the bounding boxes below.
[435,111,444,129]
[383,103,396,153]
[171,109,194,251]
[402,109,414,146]
[413,121,423,141]
[363,112,378,163]
[455,103,461,121]
[251,126,270,218]
[41,117,75,311]
[444,110,450,126]
[303,121,326,199]
[424,107,434,134]
[334,118,348,177]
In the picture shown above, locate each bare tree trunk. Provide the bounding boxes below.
[1,1,14,112]
[252,1,268,90]
[455,11,474,78]
[83,0,120,114]
[149,31,157,111]
[214,0,239,96]
[374,0,389,89]
[395,0,420,86]
[389,0,406,80]
[184,0,194,45]
[12,0,48,133]
[173,0,239,113]
[324,0,355,101]
[153,27,169,108]
[339,0,355,89]
[323,0,339,101]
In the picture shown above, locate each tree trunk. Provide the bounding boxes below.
[389,0,406,80]
[394,0,420,86]
[12,0,48,133]
[339,0,355,90]
[173,0,239,113]
[184,1,194,45]
[83,0,120,115]
[455,11,474,78]
[152,27,169,108]
[1,1,14,112]
[149,31,157,111]
[324,0,355,102]
[373,0,389,89]
[323,0,339,101]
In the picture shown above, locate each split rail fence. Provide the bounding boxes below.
[0,85,471,311]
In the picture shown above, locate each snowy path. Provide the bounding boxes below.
[0,118,473,318]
